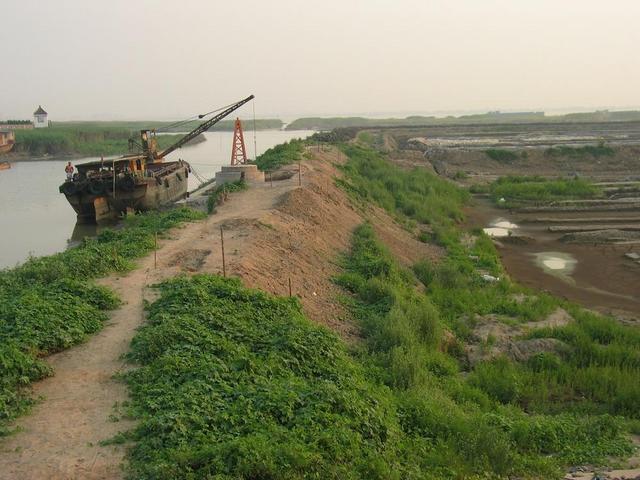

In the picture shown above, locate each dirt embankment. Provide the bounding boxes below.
[0,146,439,480]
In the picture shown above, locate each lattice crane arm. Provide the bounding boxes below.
[157,95,254,159]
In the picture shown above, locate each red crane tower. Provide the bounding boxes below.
[230,117,248,165]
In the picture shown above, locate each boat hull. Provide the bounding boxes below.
[62,163,189,224]
[0,143,14,155]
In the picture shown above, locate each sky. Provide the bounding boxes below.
[1,0,639,121]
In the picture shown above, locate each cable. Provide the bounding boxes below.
[252,101,258,160]
[155,100,243,133]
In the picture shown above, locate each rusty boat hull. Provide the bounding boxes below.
[60,160,190,224]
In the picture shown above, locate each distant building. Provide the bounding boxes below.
[33,105,48,128]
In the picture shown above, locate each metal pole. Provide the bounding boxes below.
[220,226,226,277]
[154,231,157,269]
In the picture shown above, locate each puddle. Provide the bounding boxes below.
[532,251,577,282]
[483,218,519,237]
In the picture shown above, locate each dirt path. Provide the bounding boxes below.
[0,179,299,480]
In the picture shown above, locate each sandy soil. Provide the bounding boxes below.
[0,147,440,479]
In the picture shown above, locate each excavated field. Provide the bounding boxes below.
[379,125,640,322]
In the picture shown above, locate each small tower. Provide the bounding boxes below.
[230,117,247,165]
[33,105,48,128]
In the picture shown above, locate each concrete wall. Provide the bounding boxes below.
[215,164,265,186]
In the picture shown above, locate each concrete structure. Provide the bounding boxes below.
[215,164,264,186]
[33,105,48,128]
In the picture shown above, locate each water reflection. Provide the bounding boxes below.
[68,222,103,247]
[532,251,577,282]
[483,217,519,238]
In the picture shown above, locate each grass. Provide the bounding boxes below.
[337,144,469,229]
[332,143,640,473]
[253,138,305,171]
[14,126,182,156]
[484,149,519,163]
[0,207,205,435]
[473,175,603,207]
[332,223,632,477]
[121,275,403,479]
[206,180,247,214]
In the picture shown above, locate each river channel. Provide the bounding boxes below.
[0,130,313,269]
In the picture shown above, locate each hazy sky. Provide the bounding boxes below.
[1,0,639,120]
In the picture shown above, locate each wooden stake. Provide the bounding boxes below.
[269,171,273,188]
[288,277,292,297]
[220,226,226,277]
[154,231,157,269]
[298,162,301,186]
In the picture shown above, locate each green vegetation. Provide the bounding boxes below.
[122,275,402,479]
[14,126,182,156]
[338,144,468,228]
[545,144,615,158]
[206,180,247,214]
[484,148,519,163]
[12,117,283,156]
[330,143,640,476]
[333,223,632,478]
[286,110,640,130]
[254,138,305,171]
[472,175,603,207]
[0,208,204,435]
[1,120,32,125]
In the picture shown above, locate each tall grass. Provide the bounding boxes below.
[338,144,469,227]
[14,127,181,156]
[331,143,640,473]
[478,175,603,207]
[333,222,632,477]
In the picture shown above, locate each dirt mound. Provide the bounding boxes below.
[467,308,573,365]
[232,148,442,340]
[562,229,640,244]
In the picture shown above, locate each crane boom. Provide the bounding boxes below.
[157,94,255,159]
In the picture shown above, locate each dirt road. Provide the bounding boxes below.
[0,148,438,479]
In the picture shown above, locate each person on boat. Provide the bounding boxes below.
[65,162,74,181]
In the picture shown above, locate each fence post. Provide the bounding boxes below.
[298,162,301,186]
[154,231,157,269]
[288,277,292,297]
[220,227,226,277]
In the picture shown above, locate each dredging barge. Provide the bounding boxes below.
[59,95,254,223]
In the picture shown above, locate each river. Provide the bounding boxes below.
[0,129,313,269]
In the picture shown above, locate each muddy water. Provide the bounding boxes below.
[0,130,313,269]
[467,198,640,317]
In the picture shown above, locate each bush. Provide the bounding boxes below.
[254,139,305,171]
[485,149,518,163]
